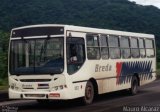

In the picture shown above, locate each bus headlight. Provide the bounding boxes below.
[52,85,67,91]
[10,83,20,91]
[53,86,58,91]
[15,86,19,90]
[10,84,15,89]
[59,85,63,89]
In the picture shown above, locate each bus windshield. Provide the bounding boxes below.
[10,37,64,75]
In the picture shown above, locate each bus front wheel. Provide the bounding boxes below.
[82,81,94,105]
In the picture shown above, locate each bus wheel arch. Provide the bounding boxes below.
[82,78,98,105]
[130,74,140,95]
[133,73,140,86]
[89,78,98,96]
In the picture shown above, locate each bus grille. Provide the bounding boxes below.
[20,79,51,82]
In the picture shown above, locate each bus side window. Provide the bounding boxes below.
[145,39,155,58]
[67,37,86,75]
[120,36,131,59]
[108,35,120,59]
[130,37,140,58]
[139,38,146,58]
[86,34,100,60]
[100,35,109,59]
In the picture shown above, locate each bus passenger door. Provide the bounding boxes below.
[66,37,86,75]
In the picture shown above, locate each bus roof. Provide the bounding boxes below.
[12,24,154,39]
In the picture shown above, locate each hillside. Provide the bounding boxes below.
[0,0,160,38]
[0,0,160,81]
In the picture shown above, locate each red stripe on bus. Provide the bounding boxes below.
[116,62,123,84]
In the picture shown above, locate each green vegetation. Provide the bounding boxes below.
[0,86,8,91]
[0,31,9,87]
[0,78,8,90]
[0,0,160,87]
[0,0,160,37]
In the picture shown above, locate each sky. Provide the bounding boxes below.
[129,0,160,8]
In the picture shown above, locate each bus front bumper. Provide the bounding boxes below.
[9,88,71,100]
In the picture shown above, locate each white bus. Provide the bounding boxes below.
[8,24,156,104]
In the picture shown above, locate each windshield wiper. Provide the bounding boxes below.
[40,35,50,62]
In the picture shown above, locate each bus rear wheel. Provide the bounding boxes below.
[82,81,94,105]
[130,76,139,95]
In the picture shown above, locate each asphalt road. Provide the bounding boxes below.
[1,80,160,112]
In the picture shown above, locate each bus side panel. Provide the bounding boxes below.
[65,29,156,98]
[101,78,133,94]
[139,58,156,86]
[140,73,156,86]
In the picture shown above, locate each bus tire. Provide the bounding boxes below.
[130,76,139,95]
[82,81,94,105]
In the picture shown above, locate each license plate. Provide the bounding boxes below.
[25,94,45,97]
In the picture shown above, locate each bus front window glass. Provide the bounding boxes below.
[10,37,64,75]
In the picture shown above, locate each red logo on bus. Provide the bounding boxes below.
[116,62,123,84]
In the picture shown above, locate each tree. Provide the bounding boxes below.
[0,31,9,79]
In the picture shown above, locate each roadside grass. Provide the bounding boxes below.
[157,69,160,79]
[157,69,160,74]
[0,78,8,91]
[0,86,8,91]
[157,62,160,79]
